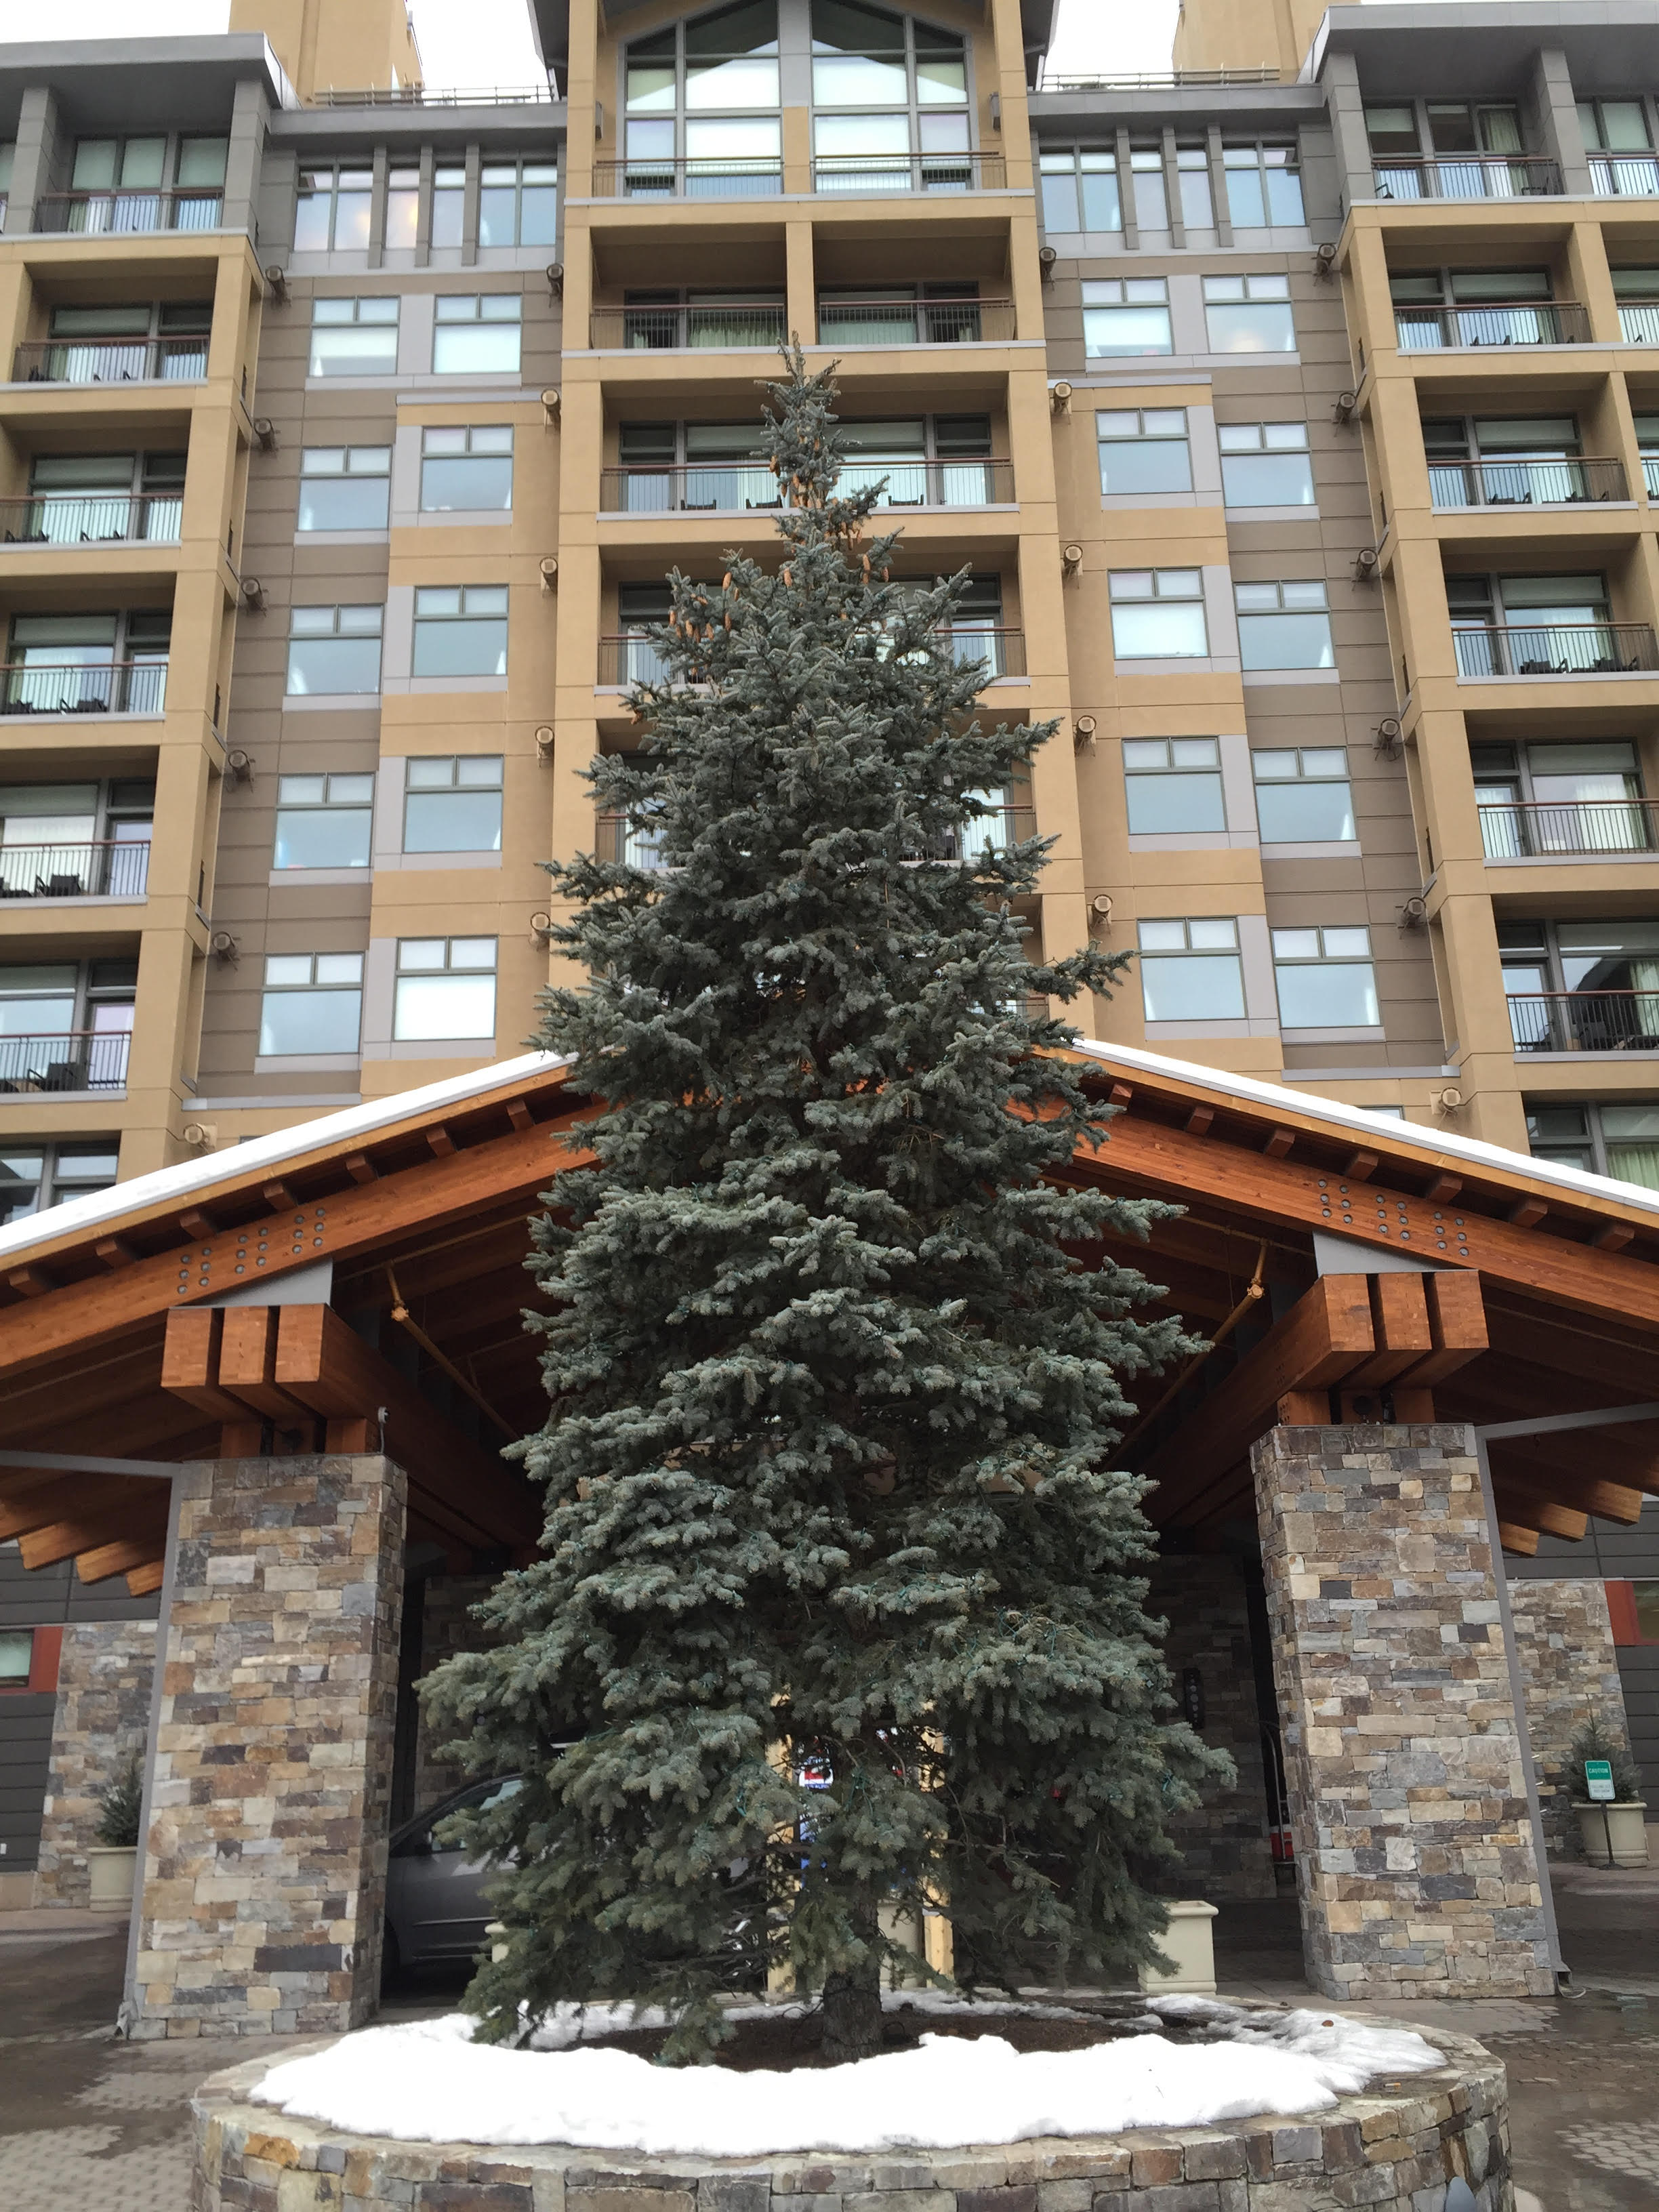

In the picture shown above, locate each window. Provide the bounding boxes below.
[411,587,508,678]
[272,774,375,869]
[403,756,504,852]
[0,959,133,1091]
[296,447,391,531]
[64,134,225,231]
[1109,570,1208,658]
[1223,142,1303,226]
[1176,144,1213,228]
[294,165,373,252]
[3,611,169,716]
[393,937,497,1040]
[1203,273,1294,352]
[1473,739,1648,857]
[1614,266,1659,342]
[1253,747,1354,842]
[1038,149,1119,234]
[1527,1100,1659,1187]
[1082,278,1172,357]
[1272,926,1378,1027]
[1449,572,1623,675]
[1138,918,1245,1021]
[1123,737,1225,834]
[420,426,514,511]
[259,953,363,1056]
[1580,102,1659,196]
[433,295,522,374]
[1235,581,1333,671]
[286,606,383,696]
[309,296,398,376]
[385,165,419,249]
[1502,918,1659,1051]
[0,777,151,897]
[432,163,466,247]
[1097,409,1191,496]
[0,1142,120,1225]
[0,1629,31,1683]
[23,449,185,544]
[480,159,559,247]
[1423,413,1591,508]
[810,1,970,192]
[630,1,779,109]
[1218,422,1313,507]
[626,1,783,195]
[1128,145,1167,229]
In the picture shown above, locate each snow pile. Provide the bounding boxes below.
[252,1999,1446,2154]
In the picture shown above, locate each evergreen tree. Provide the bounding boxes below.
[424,352,1231,2064]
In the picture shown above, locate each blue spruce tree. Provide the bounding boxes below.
[424,352,1231,2064]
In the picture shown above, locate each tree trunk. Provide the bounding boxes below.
[819,1961,884,2064]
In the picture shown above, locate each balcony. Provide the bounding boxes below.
[1509,991,1659,1052]
[598,457,1015,514]
[815,298,1015,345]
[1429,458,1630,510]
[588,151,1005,201]
[597,626,1026,687]
[596,804,1035,867]
[0,1030,129,1093]
[811,152,1005,196]
[12,337,209,385]
[0,841,150,899]
[33,189,223,234]
[1479,800,1659,859]
[0,663,169,716]
[1620,306,1659,344]
[1372,156,1561,201]
[1395,302,1590,351]
[589,301,788,351]
[0,493,182,546]
[1592,154,1659,198]
[1452,623,1659,677]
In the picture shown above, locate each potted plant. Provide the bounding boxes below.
[1568,1718,1648,1867]
[87,1750,144,1911]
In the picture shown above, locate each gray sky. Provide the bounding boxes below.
[10,1,1181,88]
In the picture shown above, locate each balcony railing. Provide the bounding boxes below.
[0,841,150,898]
[1591,153,1659,197]
[1646,457,1659,497]
[1395,302,1590,350]
[1429,457,1629,508]
[1509,990,1659,1052]
[1372,156,1561,201]
[597,626,1026,687]
[596,813,670,868]
[0,493,183,545]
[589,302,788,351]
[0,1031,130,1092]
[591,157,783,201]
[33,189,224,234]
[813,152,1005,194]
[1453,623,1659,678]
[1479,800,1659,859]
[12,337,209,385]
[595,806,1037,867]
[1620,304,1659,344]
[0,663,169,716]
[815,298,1015,344]
[310,83,556,106]
[598,457,1015,513]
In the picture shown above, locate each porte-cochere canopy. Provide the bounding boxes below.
[2,1038,1658,1586]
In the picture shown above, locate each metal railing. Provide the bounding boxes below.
[1452,623,1659,678]
[811,152,1006,194]
[1646,456,1659,497]
[1479,800,1659,859]
[310,83,556,106]
[597,627,1025,687]
[598,458,1015,512]
[33,189,223,234]
[596,813,670,868]
[1039,66,1283,87]
[1591,154,1659,197]
[0,840,150,898]
[1427,457,1629,508]
[589,302,788,351]
[1395,301,1589,350]
[595,805,1037,867]
[591,157,783,201]
[0,493,182,545]
[0,1031,130,1092]
[0,663,169,716]
[816,297,1014,344]
[1372,156,1561,201]
[1508,990,1659,1052]
[12,337,209,385]
[1619,304,1659,344]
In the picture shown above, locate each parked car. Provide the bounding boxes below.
[384,1774,524,1971]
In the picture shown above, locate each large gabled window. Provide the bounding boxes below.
[624,0,783,197]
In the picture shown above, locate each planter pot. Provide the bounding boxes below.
[1138,1899,1218,1995]
[86,1843,138,1912]
[1572,1799,1650,1868]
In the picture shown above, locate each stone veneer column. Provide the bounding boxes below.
[129,1453,406,2039]
[34,1620,157,1910]
[1508,1576,1634,1862]
[1252,1422,1554,2001]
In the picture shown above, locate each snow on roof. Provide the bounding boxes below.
[0,1033,1653,1270]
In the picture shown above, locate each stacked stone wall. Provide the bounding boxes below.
[1508,1576,1634,1860]
[32,1619,155,1909]
[1147,1557,1277,1901]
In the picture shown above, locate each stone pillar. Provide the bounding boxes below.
[33,1621,157,1911]
[1254,1422,1553,2001]
[1508,1576,1633,1861]
[129,1453,406,2039]
[1149,1555,1277,1901]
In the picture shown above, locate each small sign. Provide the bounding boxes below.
[1584,1759,1616,1803]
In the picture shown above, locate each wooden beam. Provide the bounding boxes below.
[1494,1493,1587,1542]
[125,1559,165,1597]
[1143,1275,1377,1520]
[1185,1105,1214,1136]
[161,1307,251,1426]
[1508,1197,1548,1229]
[1489,1451,1645,1526]
[1263,1128,1295,1160]
[1399,1269,1488,1387]
[345,1153,378,1185]
[1108,1082,1132,1107]
[1592,1222,1636,1253]
[0,1473,161,1544]
[1345,1150,1378,1182]
[8,1266,53,1298]
[1498,1521,1540,1556]
[217,1305,315,1423]
[96,1237,136,1269]
[1345,1272,1433,1387]
[75,1530,170,1584]
[1426,1175,1462,1205]
[20,1498,167,1572]
[178,1208,217,1238]
[428,1126,456,1158]
[263,1180,298,1212]
[506,1099,535,1132]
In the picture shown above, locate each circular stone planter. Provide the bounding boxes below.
[192,2022,1511,2212]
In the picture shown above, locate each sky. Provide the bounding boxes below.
[5,0,1183,87]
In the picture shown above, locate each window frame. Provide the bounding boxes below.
[285,604,385,697]
[1271,924,1380,1029]
[1251,745,1356,844]
[1234,579,1334,671]
[392,935,499,1042]
[1202,272,1296,354]
[293,163,375,253]
[419,424,515,513]
[295,444,392,533]
[410,586,510,680]
[1216,420,1315,509]
[308,295,400,377]
[1108,568,1209,659]
[1525,1097,1659,1185]
[272,771,376,872]
[1136,914,1247,1023]
[1220,140,1305,228]
[1097,407,1193,497]
[0,1139,121,1225]
[432,294,523,375]
[1081,276,1172,358]
[1122,736,1227,836]
[258,951,365,1057]
[402,754,506,853]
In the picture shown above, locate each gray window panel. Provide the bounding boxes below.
[1111,603,1208,657]
[404,792,503,852]
[1254,781,1354,840]
[258,987,363,1055]
[1275,962,1378,1027]
[1141,952,1246,1021]
[273,808,373,869]
[1237,613,1334,671]
[285,638,382,694]
[1220,451,1315,506]
[420,455,514,510]
[411,621,508,679]
[1126,773,1225,833]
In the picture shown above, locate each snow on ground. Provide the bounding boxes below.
[252,1996,1447,2155]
